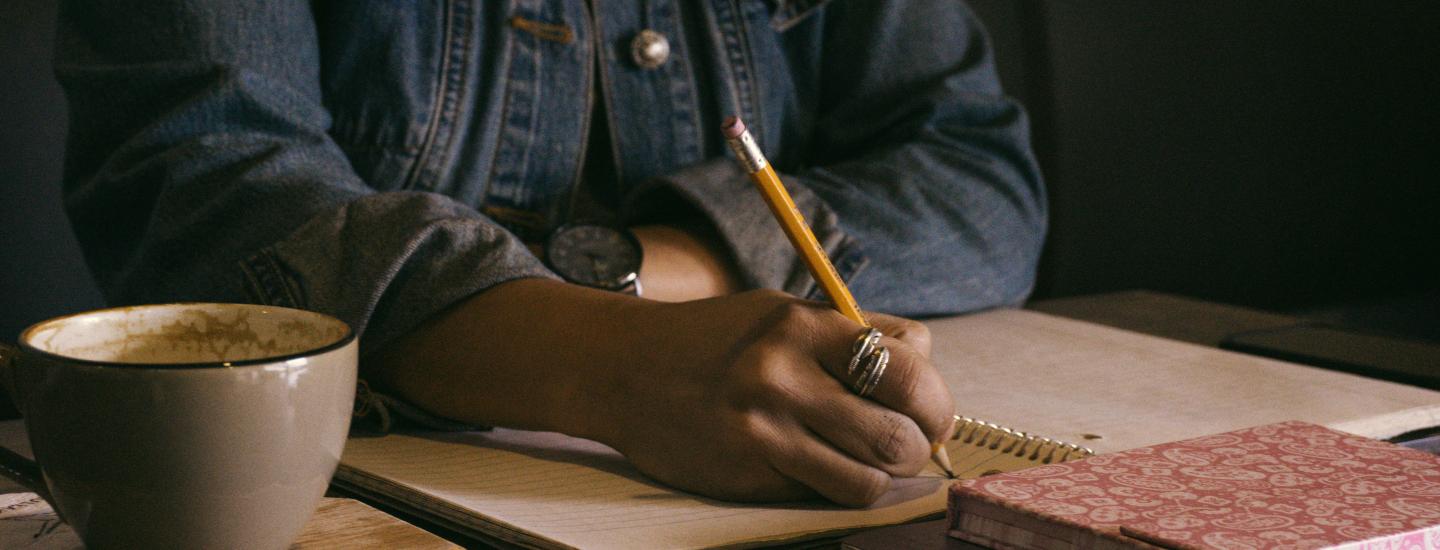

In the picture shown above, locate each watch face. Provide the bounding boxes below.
[545,225,642,290]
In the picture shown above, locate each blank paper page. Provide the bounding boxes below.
[932,310,1440,454]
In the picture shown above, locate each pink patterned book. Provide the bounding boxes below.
[948,421,1440,550]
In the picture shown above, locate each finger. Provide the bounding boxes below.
[769,421,893,508]
[804,316,953,443]
[793,371,931,476]
[867,312,932,359]
[814,333,955,444]
[865,337,954,442]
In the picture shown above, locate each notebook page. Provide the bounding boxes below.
[932,310,1440,454]
[340,428,995,550]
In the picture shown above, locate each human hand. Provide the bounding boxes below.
[372,279,951,507]
[586,290,954,507]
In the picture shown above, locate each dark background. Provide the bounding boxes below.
[2,0,106,341]
[969,0,1440,340]
[4,1,1438,343]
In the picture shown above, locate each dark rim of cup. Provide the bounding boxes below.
[17,303,356,369]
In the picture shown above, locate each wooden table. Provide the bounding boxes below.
[294,498,458,549]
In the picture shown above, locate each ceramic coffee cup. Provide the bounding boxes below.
[0,303,356,549]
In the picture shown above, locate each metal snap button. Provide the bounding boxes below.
[630,29,670,69]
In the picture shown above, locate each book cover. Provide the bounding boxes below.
[948,421,1440,550]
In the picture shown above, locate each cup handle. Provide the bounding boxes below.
[0,343,18,413]
[0,343,49,505]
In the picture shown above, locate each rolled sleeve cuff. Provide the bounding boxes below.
[238,191,557,432]
[623,158,868,301]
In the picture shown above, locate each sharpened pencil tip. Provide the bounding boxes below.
[932,443,955,479]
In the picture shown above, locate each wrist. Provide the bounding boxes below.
[499,279,656,442]
[369,278,650,440]
[632,224,741,302]
[543,223,643,296]
[544,290,660,446]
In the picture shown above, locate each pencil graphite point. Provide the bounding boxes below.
[721,116,746,139]
[933,443,955,479]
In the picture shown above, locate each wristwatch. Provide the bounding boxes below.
[544,223,644,296]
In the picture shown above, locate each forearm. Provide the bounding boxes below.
[367,278,641,439]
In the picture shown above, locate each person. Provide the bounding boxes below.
[55,1,1045,507]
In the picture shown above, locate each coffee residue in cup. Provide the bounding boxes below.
[36,306,346,365]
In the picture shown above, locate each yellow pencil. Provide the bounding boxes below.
[722,116,955,479]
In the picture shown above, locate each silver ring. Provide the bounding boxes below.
[847,328,882,375]
[853,346,890,398]
[861,347,890,397]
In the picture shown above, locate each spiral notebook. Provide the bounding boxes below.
[335,416,1090,550]
[335,310,1440,550]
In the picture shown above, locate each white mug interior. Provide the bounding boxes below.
[21,303,351,365]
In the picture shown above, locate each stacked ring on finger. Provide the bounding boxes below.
[853,346,890,398]
[847,328,883,375]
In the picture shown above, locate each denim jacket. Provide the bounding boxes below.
[56,1,1044,375]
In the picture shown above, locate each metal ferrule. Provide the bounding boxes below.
[726,131,768,174]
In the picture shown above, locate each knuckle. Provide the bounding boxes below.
[875,415,927,472]
[733,347,791,403]
[760,370,804,407]
[734,411,774,445]
[875,417,907,464]
[776,300,814,327]
[906,321,931,348]
[756,299,815,337]
[771,302,830,347]
[749,349,786,382]
[911,319,930,337]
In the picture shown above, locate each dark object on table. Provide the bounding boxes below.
[1223,323,1440,390]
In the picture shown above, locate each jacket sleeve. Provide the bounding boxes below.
[55,1,555,362]
[628,1,1045,317]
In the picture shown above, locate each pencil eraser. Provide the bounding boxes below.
[721,116,746,139]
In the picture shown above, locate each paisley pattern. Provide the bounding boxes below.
[952,421,1440,549]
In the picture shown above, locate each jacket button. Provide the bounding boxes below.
[630,29,670,69]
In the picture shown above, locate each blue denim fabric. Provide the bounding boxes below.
[56,1,1045,364]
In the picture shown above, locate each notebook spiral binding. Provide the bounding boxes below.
[951,415,1096,464]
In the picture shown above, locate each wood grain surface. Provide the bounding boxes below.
[293,498,459,549]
